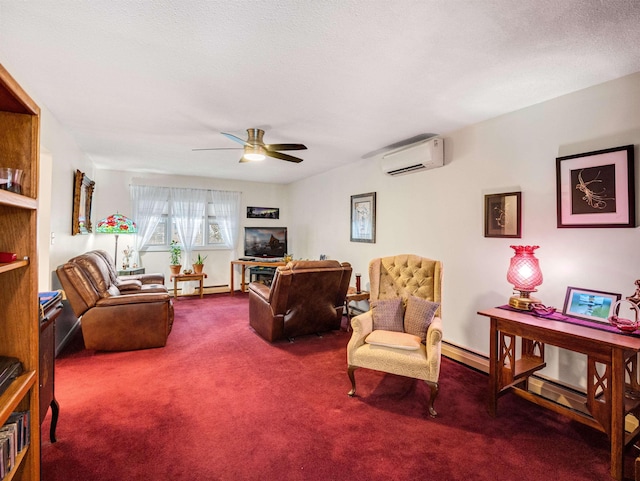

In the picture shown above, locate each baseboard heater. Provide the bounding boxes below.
[441,340,639,432]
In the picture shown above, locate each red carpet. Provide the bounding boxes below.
[41,293,630,480]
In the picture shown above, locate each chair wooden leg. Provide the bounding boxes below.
[347,366,358,396]
[425,380,439,417]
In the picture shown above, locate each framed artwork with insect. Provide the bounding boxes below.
[556,145,635,228]
[484,191,521,238]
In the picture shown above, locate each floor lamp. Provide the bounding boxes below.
[96,213,138,268]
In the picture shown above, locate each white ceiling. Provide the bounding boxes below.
[1,0,640,184]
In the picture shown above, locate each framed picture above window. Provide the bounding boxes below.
[556,145,635,228]
[350,192,376,243]
[484,192,521,238]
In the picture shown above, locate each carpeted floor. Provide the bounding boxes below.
[41,293,632,480]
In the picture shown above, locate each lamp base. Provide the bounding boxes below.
[509,294,540,311]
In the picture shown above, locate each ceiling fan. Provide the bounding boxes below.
[193,128,307,163]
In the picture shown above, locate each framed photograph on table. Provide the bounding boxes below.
[350,192,376,243]
[562,286,621,324]
[484,192,521,238]
[556,145,635,228]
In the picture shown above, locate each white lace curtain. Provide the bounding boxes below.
[130,185,170,267]
[170,187,207,265]
[129,184,242,260]
[210,189,241,258]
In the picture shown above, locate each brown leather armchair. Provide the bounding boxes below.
[56,250,174,351]
[249,260,352,342]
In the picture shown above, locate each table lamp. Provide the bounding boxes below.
[96,213,137,267]
[507,245,543,310]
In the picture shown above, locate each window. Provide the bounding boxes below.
[145,206,225,249]
[131,185,241,254]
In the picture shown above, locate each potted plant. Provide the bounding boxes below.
[169,240,182,275]
[192,253,207,274]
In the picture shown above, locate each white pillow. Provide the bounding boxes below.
[365,330,421,351]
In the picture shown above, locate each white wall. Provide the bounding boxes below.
[38,103,96,289]
[288,72,640,389]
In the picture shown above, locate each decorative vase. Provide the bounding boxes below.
[193,264,204,274]
[170,265,181,275]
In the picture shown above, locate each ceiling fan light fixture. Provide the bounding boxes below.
[243,145,266,161]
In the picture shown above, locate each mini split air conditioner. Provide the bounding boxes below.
[381,137,444,176]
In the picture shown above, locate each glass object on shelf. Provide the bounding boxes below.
[0,168,23,194]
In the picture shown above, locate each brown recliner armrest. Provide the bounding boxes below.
[115,279,143,292]
[95,292,171,307]
[119,273,165,285]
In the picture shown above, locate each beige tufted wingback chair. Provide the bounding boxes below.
[346,254,443,416]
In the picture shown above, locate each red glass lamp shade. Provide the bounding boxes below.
[507,245,543,310]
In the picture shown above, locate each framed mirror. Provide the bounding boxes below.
[72,169,95,235]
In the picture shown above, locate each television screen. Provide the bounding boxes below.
[244,227,287,258]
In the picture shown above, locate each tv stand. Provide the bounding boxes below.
[230,259,286,295]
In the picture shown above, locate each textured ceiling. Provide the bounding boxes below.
[1,0,640,184]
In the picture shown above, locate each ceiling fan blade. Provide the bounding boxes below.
[221,132,252,147]
[238,156,251,163]
[265,143,307,151]
[265,150,303,163]
[192,147,243,151]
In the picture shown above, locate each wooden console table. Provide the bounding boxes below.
[170,273,207,299]
[478,307,640,481]
[229,259,286,295]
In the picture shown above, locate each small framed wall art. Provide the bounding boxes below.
[562,286,621,324]
[350,192,376,243]
[484,191,521,238]
[556,145,635,228]
[247,207,279,219]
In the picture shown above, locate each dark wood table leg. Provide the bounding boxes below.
[488,316,498,417]
[49,397,59,443]
[610,348,625,481]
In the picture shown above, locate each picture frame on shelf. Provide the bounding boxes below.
[484,191,521,238]
[247,206,279,219]
[556,145,635,228]
[72,169,95,235]
[350,192,376,243]
[562,286,621,324]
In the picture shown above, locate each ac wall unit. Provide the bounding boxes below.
[381,137,444,176]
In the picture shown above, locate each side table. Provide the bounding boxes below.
[118,267,145,276]
[345,288,370,331]
[170,273,207,299]
[39,291,63,443]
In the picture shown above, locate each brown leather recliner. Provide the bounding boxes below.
[56,250,174,351]
[249,260,352,342]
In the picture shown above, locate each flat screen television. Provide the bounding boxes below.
[244,227,287,258]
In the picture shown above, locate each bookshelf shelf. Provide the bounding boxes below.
[0,372,35,425]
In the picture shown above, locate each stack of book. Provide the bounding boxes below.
[0,411,30,479]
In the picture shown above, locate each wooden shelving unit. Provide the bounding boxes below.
[0,63,41,480]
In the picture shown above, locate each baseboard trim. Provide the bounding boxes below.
[441,341,590,413]
[442,340,639,431]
